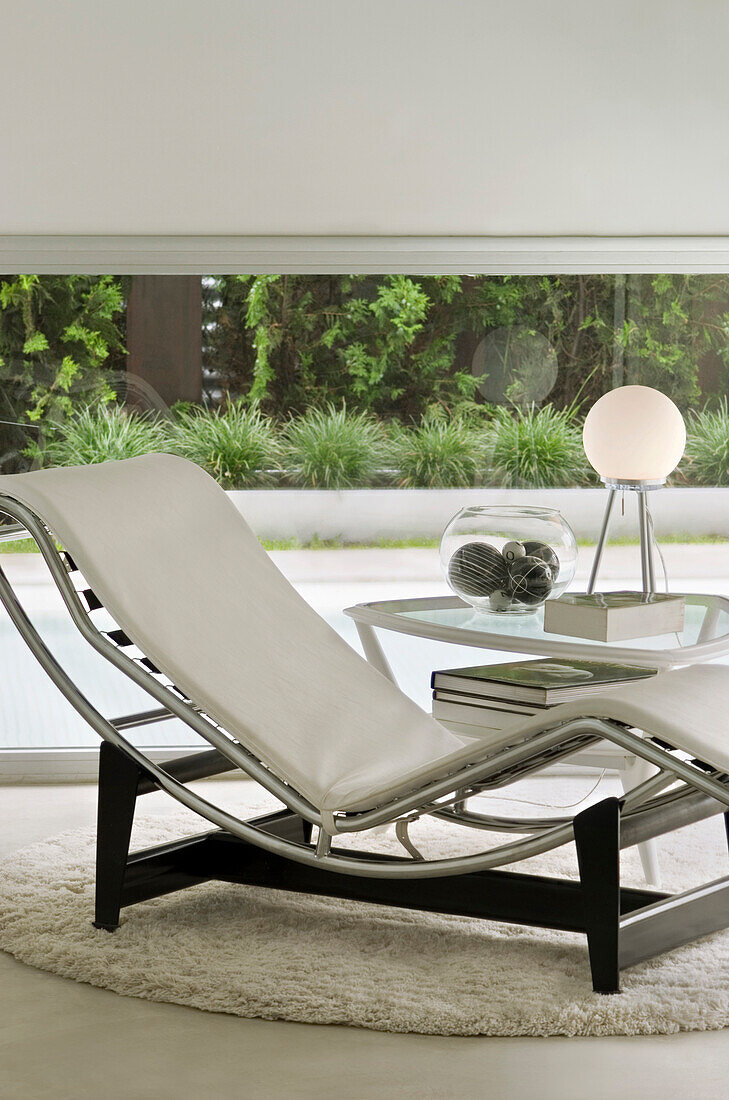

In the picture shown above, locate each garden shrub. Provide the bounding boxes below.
[683,400,729,485]
[42,404,169,467]
[391,414,486,488]
[282,404,385,488]
[169,401,280,487]
[6,272,729,484]
[488,404,591,488]
[207,274,528,420]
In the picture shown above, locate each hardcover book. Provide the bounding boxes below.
[432,697,530,729]
[431,657,657,704]
[433,689,543,714]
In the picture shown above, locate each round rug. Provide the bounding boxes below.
[1,793,729,1037]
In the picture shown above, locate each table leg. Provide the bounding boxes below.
[620,754,662,887]
[698,604,722,644]
[355,622,397,683]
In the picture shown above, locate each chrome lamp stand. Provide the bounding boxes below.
[587,479,664,596]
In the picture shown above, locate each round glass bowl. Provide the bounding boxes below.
[440,506,577,613]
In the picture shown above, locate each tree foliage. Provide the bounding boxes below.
[0,275,125,471]
[205,274,729,421]
[206,274,530,419]
[527,274,729,411]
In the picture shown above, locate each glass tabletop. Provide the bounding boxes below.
[344,593,729,667]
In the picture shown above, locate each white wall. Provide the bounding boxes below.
[3,0,729,237]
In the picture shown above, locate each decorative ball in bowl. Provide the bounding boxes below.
[440,506,577,613]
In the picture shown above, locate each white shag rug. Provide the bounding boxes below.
[1,786,729,1038]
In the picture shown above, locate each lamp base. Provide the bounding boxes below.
[601,477,666,492]
[587,487,659,595]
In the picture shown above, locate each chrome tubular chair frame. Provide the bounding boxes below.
[3,489,729,994]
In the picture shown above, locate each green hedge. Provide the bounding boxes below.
[39,399,726,489]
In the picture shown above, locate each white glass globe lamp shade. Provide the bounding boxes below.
[582,385,686,487]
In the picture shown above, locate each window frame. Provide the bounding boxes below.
[4,236,729,275]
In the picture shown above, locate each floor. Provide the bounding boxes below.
[1,782,728,1100]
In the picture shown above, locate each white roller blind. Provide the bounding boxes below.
[2,0,729,238]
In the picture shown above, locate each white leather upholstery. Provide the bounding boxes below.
[0,455,490,812]
[3,455,729,814]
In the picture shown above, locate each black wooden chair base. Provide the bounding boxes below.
[94,743,666,992]
[574,797,621,993]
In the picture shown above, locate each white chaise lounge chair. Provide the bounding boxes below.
[1,453,729,994]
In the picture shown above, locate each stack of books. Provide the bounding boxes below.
[431,657,658,731]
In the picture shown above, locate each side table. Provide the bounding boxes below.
[344,592,729,887]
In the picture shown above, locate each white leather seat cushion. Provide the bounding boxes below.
[0,455,493,812]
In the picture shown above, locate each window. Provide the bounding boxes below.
[2,272,728,769]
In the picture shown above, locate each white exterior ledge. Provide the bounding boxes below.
[228,486,729,543]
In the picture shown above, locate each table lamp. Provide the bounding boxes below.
[582,385,686,594]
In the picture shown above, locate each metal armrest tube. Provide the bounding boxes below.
[433,807,573,833]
